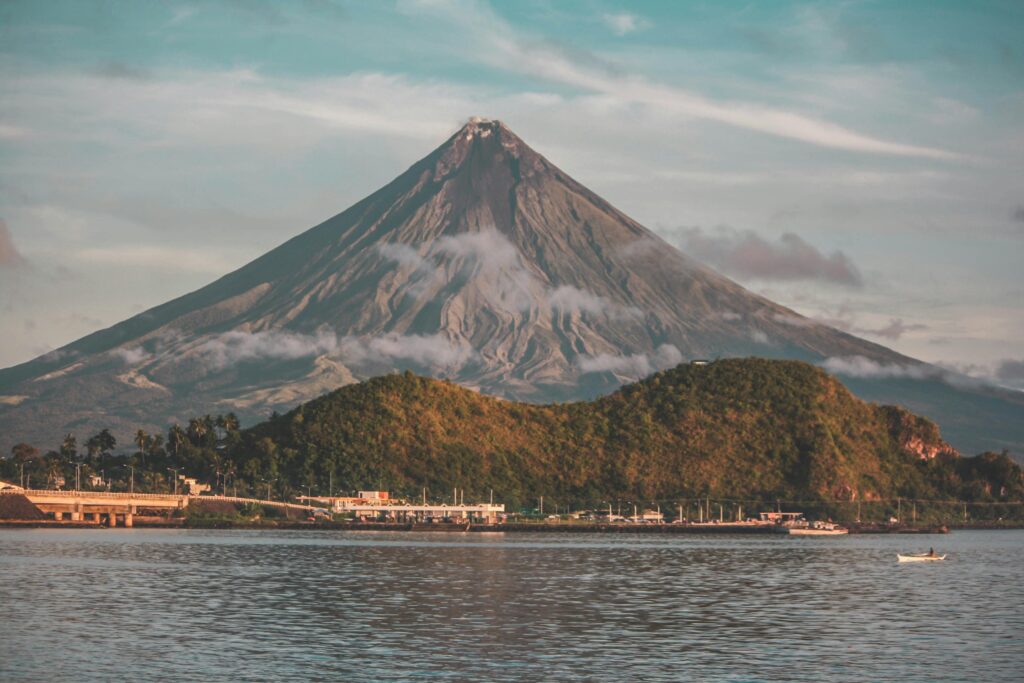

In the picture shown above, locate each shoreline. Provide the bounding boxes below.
[4,519,1008,533]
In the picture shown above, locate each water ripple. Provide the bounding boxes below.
[0,529,1021,682]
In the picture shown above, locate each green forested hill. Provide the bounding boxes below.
[231,359,1022,511]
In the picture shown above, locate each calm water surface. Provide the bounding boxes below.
[1,528,1021,682]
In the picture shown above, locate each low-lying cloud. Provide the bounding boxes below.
[771,313,819,328]
[826,356,1024,393]
[0,219,25,267]
[857,318,928,341]
[547,285,641,320]
[377,243,429,270]
[821,356,936,380]
[379,229,540,310]
[578,343,682,379]
[995,359,1024,386]
[111,346,152,365]
[380,230,647,321]
[195,329,340,370]
[189,328,476,372]
[679,227,863,287]
[342,332,476,370]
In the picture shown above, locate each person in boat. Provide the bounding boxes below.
[928,547,935,557]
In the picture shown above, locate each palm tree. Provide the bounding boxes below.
[60,433,77,460]
[222,413,240,433]
[187,418,207,446]
[95,429,116,456]
[134,429,149,453]
[134,429,150,467]
[167,424,186,456]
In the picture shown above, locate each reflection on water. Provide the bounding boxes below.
[1,529,1022,682]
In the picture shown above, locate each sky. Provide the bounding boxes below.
[1,0,1022,389]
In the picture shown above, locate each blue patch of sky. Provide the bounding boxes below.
[2,1,1020,97]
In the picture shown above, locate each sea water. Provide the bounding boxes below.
[1,528,1021,682]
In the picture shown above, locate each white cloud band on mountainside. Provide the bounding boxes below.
[547,285,642,320]
[380,230,646,320]
[342,333,476,369]
[577,344,682,379]
[136,329,480,373]
[819,355,1024,393]
[194,329,341,370]
[821,355,935,380]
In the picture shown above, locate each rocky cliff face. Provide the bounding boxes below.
[0,119,1019,455]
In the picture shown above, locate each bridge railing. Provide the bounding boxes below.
[18,489,186,501]
[8,488,314,511]
[191,495,312,510]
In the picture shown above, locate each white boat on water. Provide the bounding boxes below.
[897,553,946,562]
[787,523,848,536]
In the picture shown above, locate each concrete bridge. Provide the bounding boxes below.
[1,487,313,527]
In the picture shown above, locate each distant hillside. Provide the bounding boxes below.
[234,359,1022,510]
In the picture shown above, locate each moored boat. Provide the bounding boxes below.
[786,520,848,536]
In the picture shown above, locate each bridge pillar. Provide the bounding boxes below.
[91,512,102,524]
[70,510,82,521]
[53,511,63,521]
[124,513,133,528]
[108,512,117,527]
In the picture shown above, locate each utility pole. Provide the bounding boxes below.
[897,497,902,524]
[679,504,683,523]
[540,496,543,515]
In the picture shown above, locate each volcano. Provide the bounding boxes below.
[1,118,1021,455]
